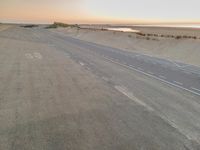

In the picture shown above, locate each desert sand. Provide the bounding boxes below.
[53,26,200,67]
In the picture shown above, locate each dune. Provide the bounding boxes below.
[53,26,200,67]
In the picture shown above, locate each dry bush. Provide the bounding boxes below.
[46,22,79,29]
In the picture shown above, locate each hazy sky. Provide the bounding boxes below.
[1,0,200,24]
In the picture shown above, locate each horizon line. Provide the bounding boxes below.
[1,19,200,25]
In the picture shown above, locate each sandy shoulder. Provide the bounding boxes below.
[52,27,200,67]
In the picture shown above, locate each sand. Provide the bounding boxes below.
[0,24,12,32]
[53,26,200,67]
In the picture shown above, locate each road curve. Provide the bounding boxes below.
[0,26,200,150]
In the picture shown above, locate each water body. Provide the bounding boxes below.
[106,27,140,33]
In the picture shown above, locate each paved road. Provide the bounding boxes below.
[0,26,200,149]
[50,30,200,96]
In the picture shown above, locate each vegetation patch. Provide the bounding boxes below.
[136,32,146,36]
[136,32,199,40]
[45,22,80,29]
[21,25,38,28]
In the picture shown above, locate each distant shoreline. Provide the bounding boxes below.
[126,24,200,29]
[1,22,200,28]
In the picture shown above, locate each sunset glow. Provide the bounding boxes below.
[1,0,200,24]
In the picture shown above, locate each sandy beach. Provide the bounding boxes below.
[53,25,200,67]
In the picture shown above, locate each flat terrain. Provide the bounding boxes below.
[0,24,12,32]
[0,26,200,150]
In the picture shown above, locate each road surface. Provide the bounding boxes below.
[0,25,200,150]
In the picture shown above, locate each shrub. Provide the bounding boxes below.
[146,37,150,40]
[45,22,80,29]
[136,32,146,36]
[175,36,182,39]
[21,25,38,28]
[147,34,152,36]
[193,36,197,39]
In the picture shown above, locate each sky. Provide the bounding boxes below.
[0,0,200,24]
